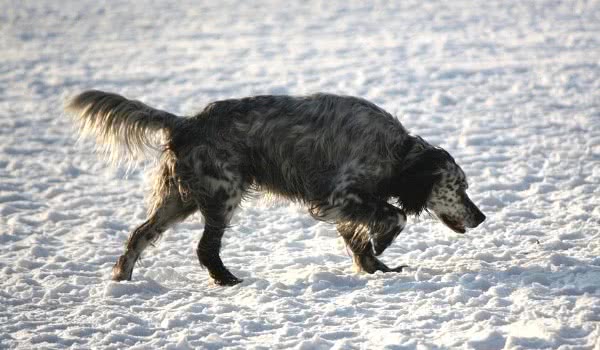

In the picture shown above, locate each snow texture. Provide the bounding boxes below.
[1,0,600,349]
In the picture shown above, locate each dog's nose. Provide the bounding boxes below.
[474,211,486,226]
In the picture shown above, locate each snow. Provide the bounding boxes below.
[1,0,600,348]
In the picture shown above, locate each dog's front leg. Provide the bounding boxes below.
[313,187,407,273]
[337,221,407,274]
[313,187,407,255]
[367,205,407,256]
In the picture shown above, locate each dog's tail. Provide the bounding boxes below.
[66,90,182,166]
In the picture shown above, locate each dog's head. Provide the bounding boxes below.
[425,160,486,233]
[393,140,485,233]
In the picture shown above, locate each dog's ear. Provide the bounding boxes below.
[393,148,449,216]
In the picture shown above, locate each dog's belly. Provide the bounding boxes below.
[247,144,337,201]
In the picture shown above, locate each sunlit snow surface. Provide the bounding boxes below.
[1,1,600,349]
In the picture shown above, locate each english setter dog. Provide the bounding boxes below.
[67,91,486,286]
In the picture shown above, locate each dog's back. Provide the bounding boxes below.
[179,93,409,201]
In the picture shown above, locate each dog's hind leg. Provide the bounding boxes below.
[195,184,245,286]
[111,192,196,281]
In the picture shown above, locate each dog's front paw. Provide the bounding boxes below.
[370,227,402,256]
[370,209,406,255]
[354,254,407,274]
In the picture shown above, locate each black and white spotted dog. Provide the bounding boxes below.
[67,91,485,286]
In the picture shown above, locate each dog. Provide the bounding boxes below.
[67,91,486,286]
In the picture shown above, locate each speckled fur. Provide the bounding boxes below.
[67,90,485,285]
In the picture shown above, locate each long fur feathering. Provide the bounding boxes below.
[66,90,180,166]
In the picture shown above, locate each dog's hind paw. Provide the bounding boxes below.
[111,256,133,281]
[389,265,408,273]
[111,269,132,281]
[209,270,243,286]
[212,276,243,286]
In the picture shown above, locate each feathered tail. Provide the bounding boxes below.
[66,90,181,166]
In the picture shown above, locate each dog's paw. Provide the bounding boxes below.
[369,209,406,256]
[111,256,133,281]
[212,276,243,286]
[370,229,400,256]
[371,239,387,256]
[209,269,243,286]
[111,268,132,282]
[389,265,408,273]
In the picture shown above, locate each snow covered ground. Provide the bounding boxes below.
[1,0,600,348]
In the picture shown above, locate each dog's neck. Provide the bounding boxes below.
[377,135,441,216]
